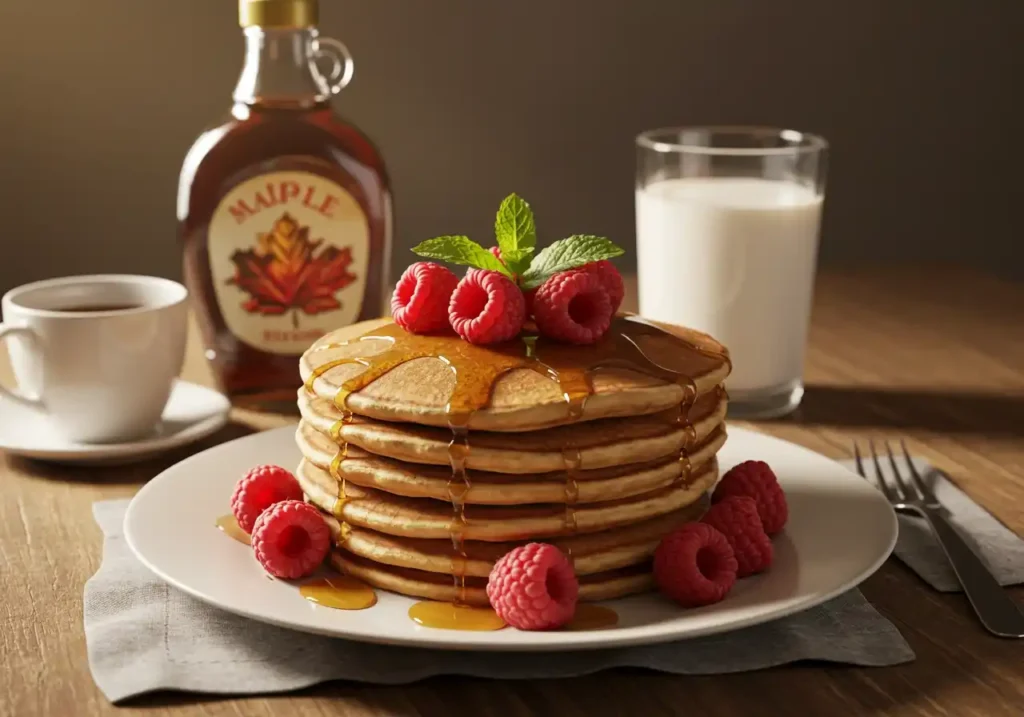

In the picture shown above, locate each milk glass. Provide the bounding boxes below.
[635,127,828,419]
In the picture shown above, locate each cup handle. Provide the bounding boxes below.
[0,322,45,409]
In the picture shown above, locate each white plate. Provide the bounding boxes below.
[124,424,897,651]
[0,380,231,465]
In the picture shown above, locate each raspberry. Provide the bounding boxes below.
[448,270,526,344]
[391,262,459,334]
[701,496,773,577]
[653,523,738,607]
[486,543,579,630]
[532,270,613,344]
[250,500,331,579]
[577,260,624,314]
[713,460,788,535]
[230,464,304,533]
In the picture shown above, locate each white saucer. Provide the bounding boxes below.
[0,379,231,465]
[124,425,898,651]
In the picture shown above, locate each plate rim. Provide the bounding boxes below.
[123,424,898,652]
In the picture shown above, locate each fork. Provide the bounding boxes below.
[854,439,1024,638]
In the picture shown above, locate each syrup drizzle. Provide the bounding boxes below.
[328,404,354,544]
[446,413,472,604]
[303,316,729,630]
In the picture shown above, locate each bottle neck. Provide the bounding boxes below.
[233,26,329,108]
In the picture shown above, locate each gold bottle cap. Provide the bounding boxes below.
[239,0,318,28]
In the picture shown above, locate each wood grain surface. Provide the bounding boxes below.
[2,268,1023,716]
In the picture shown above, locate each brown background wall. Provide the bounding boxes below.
[0,0,1020,295]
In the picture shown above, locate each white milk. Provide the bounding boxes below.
[635,177,823,393]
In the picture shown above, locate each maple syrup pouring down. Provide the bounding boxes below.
[304,316,729,630]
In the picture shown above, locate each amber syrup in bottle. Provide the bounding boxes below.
[176,0,392,411]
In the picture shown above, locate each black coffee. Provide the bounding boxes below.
[54,304,142,313]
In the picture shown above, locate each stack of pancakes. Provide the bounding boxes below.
[295,316,731,606]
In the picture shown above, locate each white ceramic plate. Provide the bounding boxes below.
[124,424,897,651]
[0,380,231,465]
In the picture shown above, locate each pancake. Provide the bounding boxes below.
[298,386,726,474]
[297,456,719,541]
[332,552,655,606]
[297,419,727,505]
[319,497,710,578]
[300,316,730,432]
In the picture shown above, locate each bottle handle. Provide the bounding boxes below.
[310,35,355,95]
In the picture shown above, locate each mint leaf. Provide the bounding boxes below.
[520,235,624,289]
[500,247,534,275]
[494,193,537,275]
[411,235,512,277]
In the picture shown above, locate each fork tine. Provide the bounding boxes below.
[869,440,902,502]
[858,441,895,502]
[901,439,936,502]
[853,442,866,476]
[885,441,917,501]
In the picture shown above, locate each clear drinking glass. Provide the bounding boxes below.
[635,127,828,419]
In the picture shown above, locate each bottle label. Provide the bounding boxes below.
[207,170,370,355]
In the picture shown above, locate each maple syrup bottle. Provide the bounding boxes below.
[177,0,392,411]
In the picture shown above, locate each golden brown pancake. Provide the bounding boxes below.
[318,497,709,578]
[297,419,726,504]
[297,456,718,541]
[294,314,731,608]
[298,388,726,474]
[332,551,655,606]
[300,316,730,432]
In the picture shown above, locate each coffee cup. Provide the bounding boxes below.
[0,274,189,443]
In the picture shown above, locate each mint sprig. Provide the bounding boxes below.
[411,194,624,289]
[410,235,512,278]
[520,235,624,289]
[494,193,536,275]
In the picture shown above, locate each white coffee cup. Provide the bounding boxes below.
[0,274,189,443]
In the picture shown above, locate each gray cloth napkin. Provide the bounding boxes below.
[838,457,1024,592]
[85,500,913,704]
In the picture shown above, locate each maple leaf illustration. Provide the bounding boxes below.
[227,213,357,327]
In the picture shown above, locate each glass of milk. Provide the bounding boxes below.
[635,126,828,419]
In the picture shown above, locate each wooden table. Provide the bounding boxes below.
[3,267,1023,716]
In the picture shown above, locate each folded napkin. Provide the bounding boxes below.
[85,500,913,703]
[839,457,1024,592]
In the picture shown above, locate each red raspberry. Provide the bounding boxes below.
[448,270,526,344]
[230,464,304,533]
[701,496,773,577]
[713,460,788,535]
[653,523,738,607]
[576,260,624,314]
[532,270,613,344]
[391,262,459,334]
[250,500,331,579]
[486,543,579,630]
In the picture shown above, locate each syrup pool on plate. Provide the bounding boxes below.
[215,514,250,545]
[408,601,507,631]
[300,575,377,610]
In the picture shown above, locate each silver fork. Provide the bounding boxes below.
[854,439,1024,638]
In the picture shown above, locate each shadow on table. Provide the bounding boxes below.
[763,385,1024,438]
[10,419,268,485]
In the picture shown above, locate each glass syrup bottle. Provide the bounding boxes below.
[177,0,392,411]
